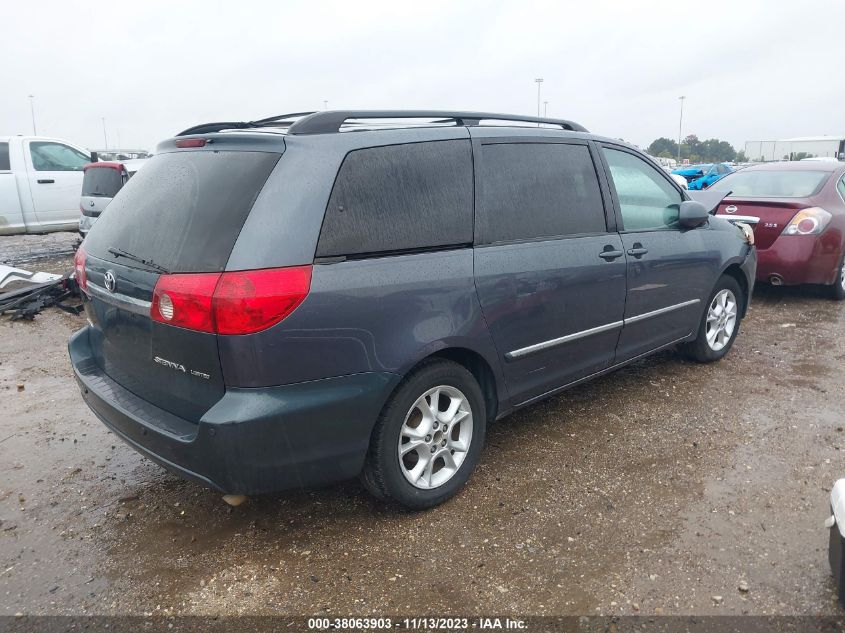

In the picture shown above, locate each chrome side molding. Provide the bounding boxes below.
[623,298,700,325]
[506,320,623,360]
[506,298,701,360]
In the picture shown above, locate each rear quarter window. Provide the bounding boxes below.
[316,140,473,258]
[477,142,606,244]
[0,143,9,171]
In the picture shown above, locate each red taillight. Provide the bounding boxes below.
[175,138,207,148]
[151,273,219,332]
[73,246,87,292]
[213,266,312,335]
[150,266,312,335]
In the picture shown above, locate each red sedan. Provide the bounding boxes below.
[709,161,845,299]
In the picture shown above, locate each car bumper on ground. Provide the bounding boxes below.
[756,234,841,286]
[68,327,399,495]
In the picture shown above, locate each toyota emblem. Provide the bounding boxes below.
[725,205,738,214]
[104,270,117,293]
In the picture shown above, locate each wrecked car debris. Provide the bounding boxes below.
[0,264,81,321]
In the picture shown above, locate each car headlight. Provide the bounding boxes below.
[782,207,832,236]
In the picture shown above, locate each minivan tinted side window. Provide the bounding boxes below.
[602,147,682,231]
[316,140,473,258]
[0,143,10,171]
[477,142,606,244]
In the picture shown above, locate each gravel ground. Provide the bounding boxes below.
[0,232,79,266]
[0,243,844,617]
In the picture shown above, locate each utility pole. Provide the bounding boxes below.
[28,95,36,135]
[534,78,543,124]
[101,117,108,149]
[677,96,686,162]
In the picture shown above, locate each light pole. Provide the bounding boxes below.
[28,95,36,135]
[677,96,686,162]
[101,117,108,149]
[534,78,543,123]
[323,100,328,111]
[543,101,548,117]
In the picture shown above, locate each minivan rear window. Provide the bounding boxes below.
[82,166,124,197]
[316,140,473,258]
[84,150,280,273]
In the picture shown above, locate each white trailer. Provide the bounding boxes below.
[745,136,845,162]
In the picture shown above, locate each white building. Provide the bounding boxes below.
[744,136,845,162]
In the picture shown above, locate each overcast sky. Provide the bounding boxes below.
[3,1,843,153]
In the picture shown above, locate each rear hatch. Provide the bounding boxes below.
[80,146,281,422]
[81,163,125,217]
[715,198,807,249]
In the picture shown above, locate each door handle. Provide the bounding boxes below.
[598,248,624,260]
[627,243,648,258]
[37,179,55,184]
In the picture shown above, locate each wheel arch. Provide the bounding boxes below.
[392,344,504,425]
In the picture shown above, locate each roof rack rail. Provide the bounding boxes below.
[176,112,316,137]
[286,110,587,135]
[175,110,588,137]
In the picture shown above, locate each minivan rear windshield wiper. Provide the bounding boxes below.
[107,247,170,274]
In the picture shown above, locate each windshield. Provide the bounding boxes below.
[709,170,830,198]
[84,150,281,272]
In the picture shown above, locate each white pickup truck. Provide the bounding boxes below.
[1,135,95,235]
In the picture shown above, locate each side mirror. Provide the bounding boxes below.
[679,200,709,229]
[90,151,99,163]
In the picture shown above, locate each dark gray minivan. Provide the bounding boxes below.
[69,111,757,509]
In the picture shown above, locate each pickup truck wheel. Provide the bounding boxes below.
[361,359,485,510]
[681,275,744,363]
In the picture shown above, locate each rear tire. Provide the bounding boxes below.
[681,275,744,363]
[828,253,845,300]
[361,359,485,510]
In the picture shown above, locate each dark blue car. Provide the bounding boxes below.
[69,110,756,509]
[673,163,734,190]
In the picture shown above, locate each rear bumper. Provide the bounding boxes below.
[756,234,841,285]
[69,327,399,494]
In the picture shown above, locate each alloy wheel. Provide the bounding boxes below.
[398,385,473,490]
[705,289,738,352]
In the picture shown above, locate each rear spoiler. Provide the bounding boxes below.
[687,189,731,215]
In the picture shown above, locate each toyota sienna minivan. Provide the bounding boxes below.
[69,110,757,509]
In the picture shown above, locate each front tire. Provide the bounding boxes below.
[681,275,744,363]
[361,359,486,510]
